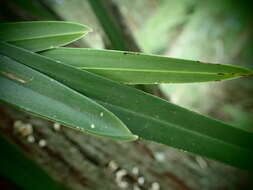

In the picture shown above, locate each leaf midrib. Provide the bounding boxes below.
[80,67,243,75]
[96,99,251,151]
[5,31,86,42]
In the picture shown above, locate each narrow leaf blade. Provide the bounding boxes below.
[41,48,253,84]
[1,42,252,171]
[0,21,91,52]
[0,49,136,141]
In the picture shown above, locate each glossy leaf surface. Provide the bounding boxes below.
[0,21,90,52]
[41,48,253,84]
[1,42,252,171]
[0,44,136,141]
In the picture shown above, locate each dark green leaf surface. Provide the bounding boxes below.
[86,0,129,50]
[1,42,252,171]
[0,45,136,141]
[41,48,253,84]
[0,21,91,52]
[8,0,56,20]
[0,133,67,190]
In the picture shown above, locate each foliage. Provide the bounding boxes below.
[1,21,253,172]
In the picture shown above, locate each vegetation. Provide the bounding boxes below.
[1,21,253,171]
[1,1,253,189]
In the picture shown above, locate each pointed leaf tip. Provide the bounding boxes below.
[0,42,136,141]
[0,21,92,52]
[41,48,253,84]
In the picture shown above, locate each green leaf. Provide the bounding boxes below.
[0,45,137,141]
[8,0,57,20]
[41,48,253,84]
[0,21,91,52]
[86,0,129,50]
[0,133,68,190]
[2,42,253,171]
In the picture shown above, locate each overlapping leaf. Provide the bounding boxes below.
[0,44,137,141]
[0,21,90,52]
[41,48,253,84]
[1,22,252,84]
[1,42,252,171]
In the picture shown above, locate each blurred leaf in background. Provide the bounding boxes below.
[41,0,106,48]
